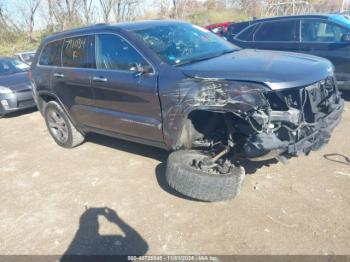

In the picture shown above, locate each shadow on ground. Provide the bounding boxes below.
[85,133,281,201]
[86,133,168,163]
[1,107,37,118]
[61,207,148,262]
[341,90,350,101]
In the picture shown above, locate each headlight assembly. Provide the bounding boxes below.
[0,86,13,94]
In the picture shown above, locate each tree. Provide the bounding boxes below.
[18,0,41,41]
[99,0,114,23]
[113,0,142,22]
[82,0,94,24]
[47,0,82,30]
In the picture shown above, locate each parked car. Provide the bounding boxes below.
[205,22,233,36]
[0,57,36,117]
[231,14,350,89]
[15,50,36,65]
[31,21,344,201]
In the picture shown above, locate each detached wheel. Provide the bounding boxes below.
[44,101,84,148]
[166,150,245,202]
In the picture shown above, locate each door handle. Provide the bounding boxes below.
[53,73,64,78]
[92,76,108,82]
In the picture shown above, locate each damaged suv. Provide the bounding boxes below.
[31,21,344,201]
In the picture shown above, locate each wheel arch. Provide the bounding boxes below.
[37,91,81,131]
[176,107,235,150]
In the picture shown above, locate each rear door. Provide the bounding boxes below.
[252,19,299,52]
[299,19,350,82]
[88,33,163,142]
[51,35,95,127]
[35,40,63,104]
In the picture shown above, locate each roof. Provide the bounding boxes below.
[43,20,187,43]
[251,14,330,24]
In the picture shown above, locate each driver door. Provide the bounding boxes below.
[88,33,163,142]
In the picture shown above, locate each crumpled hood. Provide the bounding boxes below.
[181,49,334,90]
[0,71,31,92]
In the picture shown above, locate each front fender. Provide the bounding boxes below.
[161,78,270,149]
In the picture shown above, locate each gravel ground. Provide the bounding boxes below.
[0,94,349,256]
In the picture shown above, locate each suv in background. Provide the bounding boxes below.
[31,21,344,202]
[231,14,350,89]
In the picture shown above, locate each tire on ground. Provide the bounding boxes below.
[166,150,245,202]
[44,101,85,148]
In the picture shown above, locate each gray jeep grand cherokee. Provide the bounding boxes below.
[31,20,344,201]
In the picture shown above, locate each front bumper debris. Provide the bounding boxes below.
[287,99,344,155]
[242,77,344,160]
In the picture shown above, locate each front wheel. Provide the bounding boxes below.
[165,150,245,202]
[44,101,84,148]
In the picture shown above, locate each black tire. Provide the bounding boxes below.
[44,101,84,148]
[166,150,245,202]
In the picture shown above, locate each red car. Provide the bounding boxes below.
[205,22,233,35]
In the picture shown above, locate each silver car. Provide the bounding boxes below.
[0,57,36,117]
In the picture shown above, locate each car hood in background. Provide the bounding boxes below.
[0,71,31,92]
[181,49,334,90]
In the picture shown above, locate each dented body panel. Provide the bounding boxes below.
[157,49,343,162]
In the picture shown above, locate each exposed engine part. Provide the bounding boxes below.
[174,77,343,164]
[275,155,289,165]
[212,147,230,162]
[191,156,235,175]
[242,133,289,161]
[270,108,300,125]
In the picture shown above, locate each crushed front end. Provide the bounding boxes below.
[165,76,344,173]
[240,77,344,161]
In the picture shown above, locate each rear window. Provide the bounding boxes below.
[254,20,298,41]
[39,40,62,66]
[62,36,89,68]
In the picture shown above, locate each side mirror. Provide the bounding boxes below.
[130,63,153,75]
[341,33,350,42]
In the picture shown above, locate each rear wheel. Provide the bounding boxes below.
[44,101,84,148]
[166,150,245,202]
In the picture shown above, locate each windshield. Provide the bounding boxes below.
[132,23,239,65]
[0,59,30,75]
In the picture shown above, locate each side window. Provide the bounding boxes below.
[62,36,89,68]
[228,22,250,36]
[95,34,147,71]
[254,20,297,41]
[39,40,62,66]
[235,24,258,41]
[301,20,348,42]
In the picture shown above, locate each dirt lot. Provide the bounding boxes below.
[0,95,349,256]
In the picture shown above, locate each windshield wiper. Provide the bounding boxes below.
[176,49,239,66]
